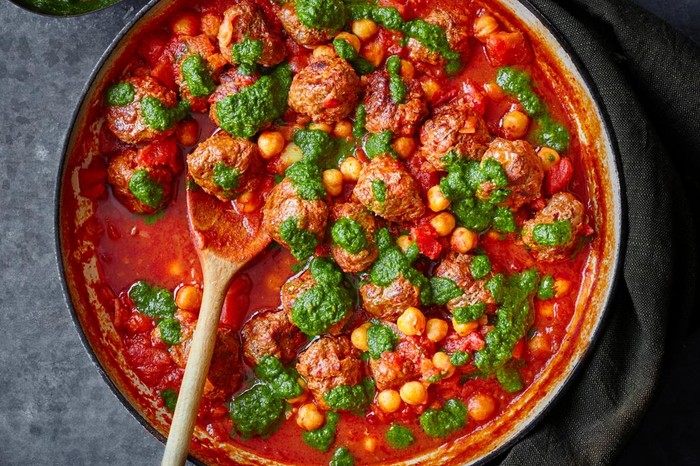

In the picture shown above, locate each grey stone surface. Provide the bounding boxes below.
[0,0,697,464]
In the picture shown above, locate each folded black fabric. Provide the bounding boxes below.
[492,0,700,464]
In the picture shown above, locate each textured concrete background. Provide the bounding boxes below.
[0,1,697,465]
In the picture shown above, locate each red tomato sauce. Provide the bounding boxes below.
[66,0,597,463]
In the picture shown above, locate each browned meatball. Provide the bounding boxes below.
[407,8,470,66]
[353,155,425,223]
[172,34,227,113]
[278,3,335,47]
[105,76,179,145]
[363,70,428,136]
[359,275,420,321]
[479,138,543,209]
[218,1,287,67]
[241,309,307,366]
[329,202,378,273]
[107,149,175,214]
[288,55,360,124]
[170,326,243,401]
[522,192,585,262]
[262,178,328,251]
[187,131,261,201]
[280,269,350,335]
[419,95,491,170]
[433,252,495,313]
[209,70,259,128]
[296,335,364,408]
[368,322,434,390]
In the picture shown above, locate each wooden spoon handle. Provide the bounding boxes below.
[161,253,241,466]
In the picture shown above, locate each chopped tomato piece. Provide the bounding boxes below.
[138,34,168,67]
[543,157,574,196]
[485,31,532,67]
[126,312,153,335]
[461,80,487,116]
[136,138,181,173]
[150,59,177,90]
[220,275,252,329]
[405,154,440,195]
[465,332,485,351]
[512,338,525,359]
[78,160,108,200]
[411,223,442,260]
[124,336,173,385]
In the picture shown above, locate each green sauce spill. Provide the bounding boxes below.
[229,384,284,438]
[215,64,292,138]
[159,388,178,412]
[233,37,263,75]
[254,355,304,400]
[386,424,415,448]
[329,447,355,466]
[496,67,570,152]
[303,411,340,451]
[181,54,215,97]
[128,169,164,209]
[106,82,135,106]
[453,302,486,324]
[324,378,374,414]
[369,228,430,302]
[385,55,407,104]
[279,216,318,262]
[419,399,467,438]
[450,351,470,366]
[532,220,572,246]
[427,276,463,305]
[333,38,375,75]
[470,255,492,280]
[370,179,387,203]
[141,97,189,131]
[364,130,396,159]
[366,320,398,360]
[537,275,555,300]
[128,281,180,345]
[212,163,240,192]
[353,104,367,140]
[296,0,347,32]
[331,218,367,254]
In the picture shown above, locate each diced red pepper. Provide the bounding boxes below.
[220,274,252,329]
[411,223,442,260]
[485,31,532,67]
[543,157,574,196]
[136,138,181,173]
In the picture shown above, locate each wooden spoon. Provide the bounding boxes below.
[161,184,270,466]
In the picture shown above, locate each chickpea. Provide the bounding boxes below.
[396,235,413,253]
[468,393,496,421]
[377,389,402,413]
[421,79,441,100]
[322,169,343,197]
[297,403,325,431]
[537,146,561,170]
[397,307,426,336]
[236,191,260,214]
[430,212,456,237]
[351,19,378,40]
[427,185,451,212]
[400,59,415,79]
[483,81,505,100]
[333,120,353,138]
[502,110,530,139]
[538,301,555,319]
[339,157,362,182]
[313,45,336,59]
[452,317,479,336]
[257,131,285,159]
[279,142,304,170]
[399,381,428,405]
[474,15,499,40]
[554,278,571,298]
[200,13,221,39]
[426,319,449,342]
[392,136,416,159]
[450,227,478,253]
[309,122,333,133]
[363,41,384,67]
[176,119,200,147]
[432,351,455,377]
[175,285,202,311]
[351,322,371,352]
[363,436,378,453]
[335,32,361,53]
[528,333,551,358]
[172,11,200,36]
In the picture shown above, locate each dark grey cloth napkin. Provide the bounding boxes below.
[493,0,700,464]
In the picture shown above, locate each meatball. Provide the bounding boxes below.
[353,155,425,223]
[368,322,434,390]
[172,34,227,112]
[218,1,287,67]
[105,76,179,145]
[187,131,261,201]
[419,95,491,170]
[262,178,328,251]
[330,202,378,273]
[360,275,421,321]
[479,138,544,209]
[278,3,336,47]
[522,192,585,262]
[107,149,175,214]
[407,8,470,66]
[241,309,306,366]
[363,70,428,136]
[280,269,350,335]
[288,55,360,124]
[433,252,495,312]
[296,335,364,409]
[209,70,259,128]
[170,326,244,401]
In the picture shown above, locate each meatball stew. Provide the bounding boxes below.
[73,0,596,463]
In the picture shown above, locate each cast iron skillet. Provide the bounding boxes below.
[55,0,625,463]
